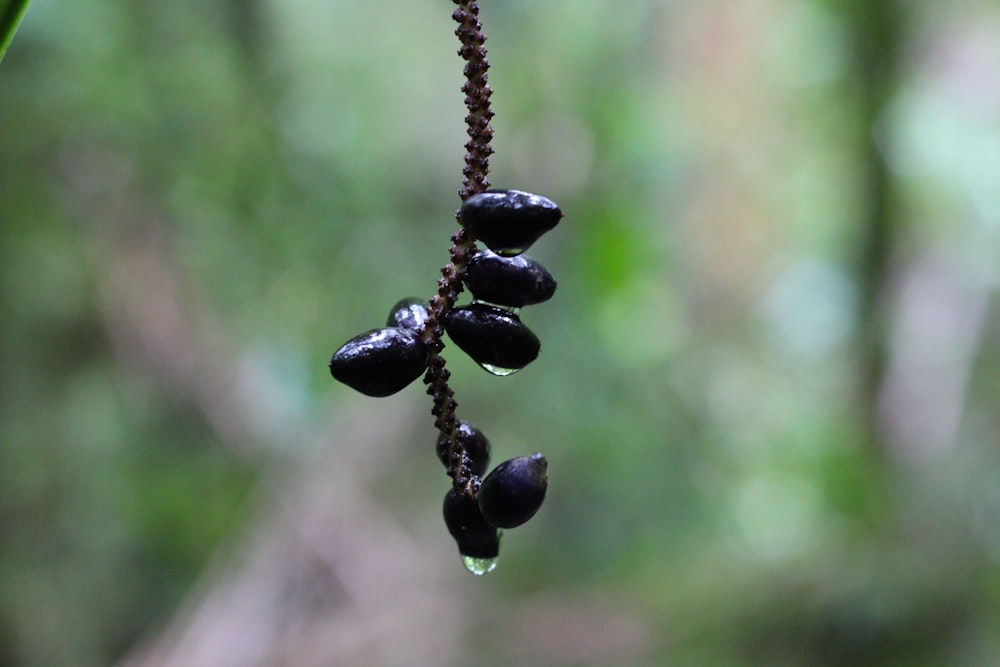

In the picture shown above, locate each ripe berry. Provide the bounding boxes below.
[444,304,540,373]
[477,453,548,529]
[460,189,562,256]
[443,489,500,559]
[436,420,491,476]
[329,327,428,397]
[386,297,430,331]
[464,249,557,308]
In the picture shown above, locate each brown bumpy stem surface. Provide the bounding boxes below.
[420,0,494,498]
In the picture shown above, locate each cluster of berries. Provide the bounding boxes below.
[329,189,561,573]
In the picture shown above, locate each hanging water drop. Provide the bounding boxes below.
[471,298,521,316]
[480,362,520,376]
[461,554,499,575]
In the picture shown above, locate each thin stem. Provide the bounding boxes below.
[420,0,494,498]
[850,0,902,461]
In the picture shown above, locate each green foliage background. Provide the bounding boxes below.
[3,0,1000,665]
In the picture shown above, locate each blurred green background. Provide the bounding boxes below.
[3,0,1000,665]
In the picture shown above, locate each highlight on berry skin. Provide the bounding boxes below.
[328,327,428,397]
[386,297,430,331]
[460,189,563,256]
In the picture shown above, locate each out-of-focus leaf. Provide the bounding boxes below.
[0,0,31,64]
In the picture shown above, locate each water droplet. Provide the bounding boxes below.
[495,246,529,258]
[471,298,520,317]
[480,362,521,376]
[461,554,499,575]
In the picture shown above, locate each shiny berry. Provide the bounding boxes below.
[464,249,557,308]
[329,327,428,397]
[460,189,562,256]
[443,489,501,559]
[444,304,540,372]
[386,297,430,331]
[477,453,548,529]
[436,420,491,477]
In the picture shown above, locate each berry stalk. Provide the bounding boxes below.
[420,0,495,497]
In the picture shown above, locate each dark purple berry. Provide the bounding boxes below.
[436,420,491,476]
[477,453,548,529]
[386,297,430,331]
[329,327,428,397]
[460,189,562,256]
[444,304,540,372]
[464,249,557,308]
[443,489,501,559]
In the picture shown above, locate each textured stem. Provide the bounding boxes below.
[453,0,494,200]
[420,0,494,498]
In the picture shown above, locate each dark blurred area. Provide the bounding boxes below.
[2,0,1000,665]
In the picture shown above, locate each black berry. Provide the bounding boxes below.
[386,297,430,331]
[477,453,548,529]
[464,249,557,308]
[329,327,428,397]
[443,489,501,559]
[436,420,491,477]
[444,303,540,372]
[460,189,562,256]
